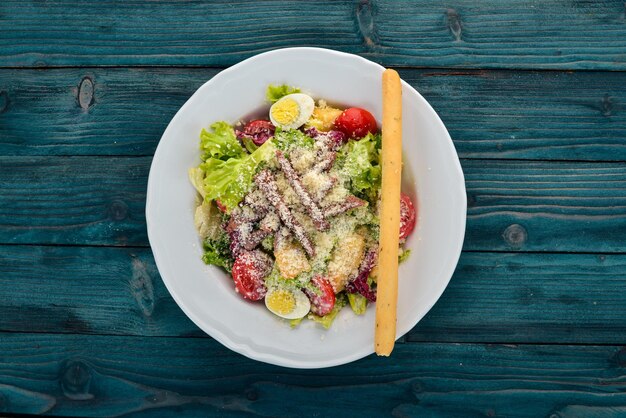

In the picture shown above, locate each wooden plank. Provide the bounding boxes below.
[1,1,626,70]
[1,68,625,160]
[408,69,626,161]
[409,252,626,344]
[1,246,625,345]
[1,156,626,252]
[0,69,219,156]
[0,333,624,417]
[464,159,626,253]
[0,245,200,338]
[0,156,149,246]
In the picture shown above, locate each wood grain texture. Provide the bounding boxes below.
[464,160,626,253]
[410,252,626,344]
[1,68,625,160]
[0,69,219,156]
[1,1,626,70]
[2,156,626,252]
[0,245,200,337]
[0,156,149,246]
[1,246,625,345]
[0,333,624,417]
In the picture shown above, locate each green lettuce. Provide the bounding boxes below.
[266,84,301,103]
[399,248,411,263]
[274,127,314,152]
[348,293,368,315]
[202,234,233,272]
[189,167,207,198]
[289,317,304,328]
[339,133,381,200]
[200,121,246,161]
[201,138,276,212]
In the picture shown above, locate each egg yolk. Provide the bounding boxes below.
[266,290,296,315]
[271,98,300,125]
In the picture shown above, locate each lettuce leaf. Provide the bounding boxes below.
[188,167,207,198]
[201,138,276,212]
[348,293,368,315]
[200,121,246,161]
[289,317,304,328]
[339,133,381,199]
[266,84,301,103]
[194,200,223,241]
[274,127,314,152]
[202,234,233,272]
[399,248,411,263]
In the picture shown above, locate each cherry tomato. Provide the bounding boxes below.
[304,276,336,316]
[241,119,275,145]
[231,250,271,301]
[399,192,416,240]
[333,107,378,139]
[215,199,227,213]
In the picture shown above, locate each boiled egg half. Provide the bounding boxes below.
[269,93,315,130]
[265,286,311,319]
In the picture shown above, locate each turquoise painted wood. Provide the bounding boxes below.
[0,245,199,338]
[0,156,149,246]
[1,1,626,70]
[0,333,624,417]
[1,68,625,160]
[1,245,625,345]
[1,1,626,416]
[2,156,626,253]
[407,252,626,343]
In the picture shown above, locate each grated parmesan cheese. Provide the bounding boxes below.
[302,171,333,201]
[290,148,317,173]
[275,240,311,279]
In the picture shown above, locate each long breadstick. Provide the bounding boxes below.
[375,69,402,356]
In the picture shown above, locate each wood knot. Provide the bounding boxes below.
[108,200,128,221]
[130,256,155,317]
[245,387,259,401]
[502,224,527,248]
[60,360,94,400]
[446,9,463,41]
[356,0,379,49]
[410,380,423,396]
[600,94,614,116]
[77,76,95,111]
[0,91,8,114]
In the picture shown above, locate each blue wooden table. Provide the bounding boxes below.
[1,1,626,416]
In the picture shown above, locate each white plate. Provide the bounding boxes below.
[146,47,466,369]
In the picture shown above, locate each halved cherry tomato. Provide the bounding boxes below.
[240,119,275,145]
[231,250,271,301]
[399,192,416,240]
[333,107,378,139]
[304,276,336,316]
[215,199,227,213]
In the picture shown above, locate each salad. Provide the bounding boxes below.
[189,85,416,328]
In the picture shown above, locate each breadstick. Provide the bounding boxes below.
[375,69,402,356]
